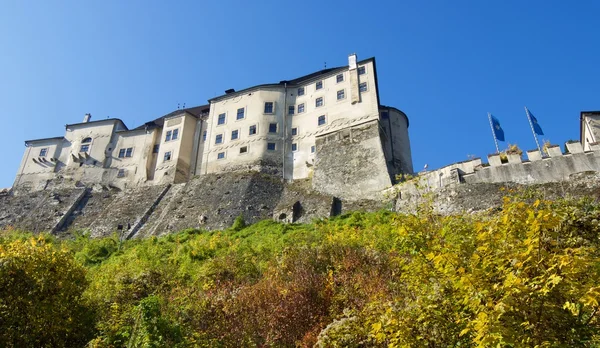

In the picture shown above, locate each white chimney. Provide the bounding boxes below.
[83,113,92,123]
[348,53,357,70]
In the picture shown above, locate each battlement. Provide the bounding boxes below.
[390,141,600,197]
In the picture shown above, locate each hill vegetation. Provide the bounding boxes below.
[1,191,600,347]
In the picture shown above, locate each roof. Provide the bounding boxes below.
[133,105,210,131]
[209,57,376,102]
[24,136,65,145]
[65,118,128,130]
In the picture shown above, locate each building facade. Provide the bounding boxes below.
[581,111,600,151]
[13,54,413,196]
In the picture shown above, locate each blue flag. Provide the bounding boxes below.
[527,108,544,135]
[490,114,505,142]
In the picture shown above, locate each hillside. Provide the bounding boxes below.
[1,192,600,347]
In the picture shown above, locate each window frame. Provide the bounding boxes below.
[316,80,323,90]
[164,151,172,162]
[79,144,90,153]
[165,130,172,142]
[268,123,278,134]
[288,105,295,115]
[117,168,126,178]
[231,129,239,141]
[172,128,179,140]
[264,102,275,114]
[359,81,368,92]
[298,103,305,113]
[267,142,276,151]
[249,124,258,136]
[118,149,126,158]
[236,107,245,120]
[153,144,160,153]
[318,115,327,126]
[291,127,298,136]
[291,143,298,152]
[39,148,48,157]
[239,146,249,155]
[336,73,344,83]
[337,89,346,101]
[215,133,223,145]
[217,113,226,126]
[202,130,207,142]
[217,151,226,160]
[315,97,324,108]
[311,145,316,153]
[297,87,305,96]
[358,65,366,75]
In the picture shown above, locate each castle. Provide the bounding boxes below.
[13,54,412,199]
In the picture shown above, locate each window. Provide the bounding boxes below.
[39,148,48,157]
[381,111,389,120]
[118,149,126,158]
[291,127,298,136]
[117,169,126,178]
[288,105,295,115]
[231,129,239,140]
[297,87,305,96]
[318,115,326,126]
[316,97,323,107]
[236,108,245,120]
[336,73,344,83]
[172,128,179,140]
[215,134,223,144]
[153,144,160,153]
[249,125,257,135]
[267,142,276,151]
[217,113,226,125]
[125,147,133,157]
[316,81,323,90]
[82,137,92,143]
[359,82,368,92]
[202,130,207,142]
[80,144,90,153]
[164,151,172,162]
[217,152,225,159]
[165,130,172,141]
[264,102,274,114]
[298,103,305,113]
[268,123,277,133]
[337,89,345,100]
[358,66,366,75]
[239,146,248,154]
[292,143,298,152]
[311,145,316,153]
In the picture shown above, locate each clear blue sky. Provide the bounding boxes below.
[1,1,599,188]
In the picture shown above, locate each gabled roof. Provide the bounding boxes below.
[209,57,376,103]
[133,105,210,131]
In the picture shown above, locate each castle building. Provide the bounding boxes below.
[13,54,412,198]
[580,111,600,151]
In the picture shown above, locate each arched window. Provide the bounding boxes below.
[80,137,92,153]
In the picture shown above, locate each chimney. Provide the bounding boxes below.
[83,113,92,123]
[348,53,357,70]
[348,53,360,104]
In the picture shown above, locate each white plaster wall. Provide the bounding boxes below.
[154,113,197,183]
[202,88,286,174]
[582,114,600,151]
[111,129,155,185]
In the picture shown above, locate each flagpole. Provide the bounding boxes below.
[525,106,542,154]
[488,112,500,154]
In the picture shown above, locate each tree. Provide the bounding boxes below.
[0,237,95,347]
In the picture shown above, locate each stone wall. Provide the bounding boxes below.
[392,142,600,214]
[312,120,392,200]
